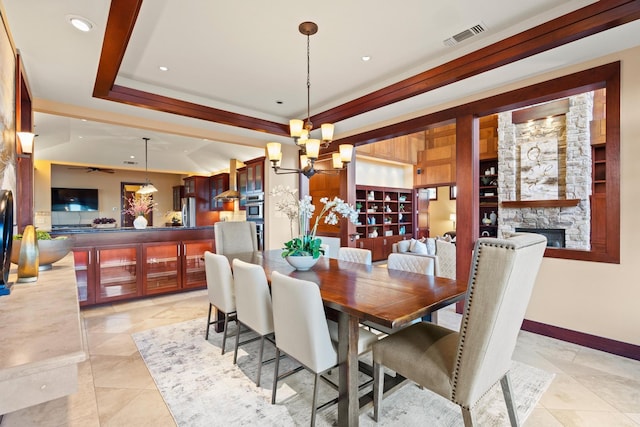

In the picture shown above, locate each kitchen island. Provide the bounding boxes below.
[50,226,214,306]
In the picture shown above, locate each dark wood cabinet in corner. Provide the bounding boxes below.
[183,176,211,225]
[238,156,265,209]
[209,173,230,211]
[172,185,184,211]
[354,185,414,261]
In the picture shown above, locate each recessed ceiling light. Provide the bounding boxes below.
[130,155,135,159]
[67,15,94,32]
[159,66,169,71]
[361,56,371,62]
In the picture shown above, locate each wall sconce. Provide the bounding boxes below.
[449,213,457,229]
[17,132,35,154]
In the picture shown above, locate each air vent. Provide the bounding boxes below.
[443,22,487,47]
[123,161,138,165]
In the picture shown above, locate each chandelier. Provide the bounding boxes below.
[266,21,353,179]
[137,137,158,194]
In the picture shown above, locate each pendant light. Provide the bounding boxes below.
[137,137,158,194]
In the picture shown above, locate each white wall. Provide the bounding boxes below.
[34,160,185,229]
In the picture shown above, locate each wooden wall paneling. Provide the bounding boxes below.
[16,53,33,233]
[455,114,479,311]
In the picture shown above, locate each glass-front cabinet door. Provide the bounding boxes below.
[182,239,214,288]
[72,247,95,306]
[95,245,140,303]
[143,242,180,294]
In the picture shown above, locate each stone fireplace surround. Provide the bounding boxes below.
[497,92,593,250]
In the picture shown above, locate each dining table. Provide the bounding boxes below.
[226,250,468,427]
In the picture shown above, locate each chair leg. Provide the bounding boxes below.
[501,373,520,427]
[221,312,232,355]
[233,320,242,363]
[256,335,265,387]
[271,348,281,404]
[373,361,383,422]
[205,303,213,340]
[461,406,475,426]
[311,373,320,427]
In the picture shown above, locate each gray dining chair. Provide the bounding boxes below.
[270,271,378,426]
[231,258,275,387]
[372,233,547,426]
[337,247,372,265]
[214,221,258,255]
[204,251,236,354]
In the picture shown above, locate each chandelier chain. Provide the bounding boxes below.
[305,32,312,132]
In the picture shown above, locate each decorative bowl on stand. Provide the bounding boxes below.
[11,237,74,270]
[285,255,319,271]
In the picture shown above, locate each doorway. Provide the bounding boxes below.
[121,182,154,227]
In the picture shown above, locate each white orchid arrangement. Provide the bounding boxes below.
[270,185,359,258]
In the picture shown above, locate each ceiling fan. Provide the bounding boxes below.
[67,166,116,174]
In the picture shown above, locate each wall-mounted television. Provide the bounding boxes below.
[51,188,99,212]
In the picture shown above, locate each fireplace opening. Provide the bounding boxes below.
[515,228,566,248]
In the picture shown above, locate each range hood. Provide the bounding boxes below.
[214,159,241,201]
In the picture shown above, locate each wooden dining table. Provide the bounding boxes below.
[226,250,468,427]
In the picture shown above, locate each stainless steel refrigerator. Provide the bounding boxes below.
[181,197,196,227]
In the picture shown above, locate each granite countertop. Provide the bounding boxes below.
[50,225,215,234]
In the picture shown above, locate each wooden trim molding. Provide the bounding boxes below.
[501,199,581,208]
[92,0,640,137]
[522,319,640,361]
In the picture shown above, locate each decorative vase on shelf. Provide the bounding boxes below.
[285,255,319,271]
[133,215,148,229]
[481,212,492,226]
[490,211,497,225]
[370,229,378,238]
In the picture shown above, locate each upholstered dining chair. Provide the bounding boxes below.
[387,252,435,275]
[337,247,372,265]
[204,251,236,355]
[231,259,275,387]
[270,271,378,426]
[214,221,258,255]
[372,233,547,426]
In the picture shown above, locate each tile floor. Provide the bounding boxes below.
[1,289,639,426]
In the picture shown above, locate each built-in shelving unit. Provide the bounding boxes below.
[479,159,498,237]
[354,185,414,261]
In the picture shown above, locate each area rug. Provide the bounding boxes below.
[133,318,554,426]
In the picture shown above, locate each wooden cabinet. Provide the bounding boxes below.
[354,185,414,261]
[172,185,184,211]
[238,156,265,208]
[68,230,214,306]
[183,175,211,225]
[479,159,498,238]
[209,173,230,210]
[183,240,213,288]
[356,235,404,261]
[143,242,181,295]
[95,245,141,304]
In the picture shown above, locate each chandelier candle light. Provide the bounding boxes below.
[266,22,354,179]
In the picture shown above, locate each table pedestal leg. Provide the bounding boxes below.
[337,312,360,427]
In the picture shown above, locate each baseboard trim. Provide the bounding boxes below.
[521,319,640,361]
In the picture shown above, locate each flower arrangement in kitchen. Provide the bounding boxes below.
[124,194,157,217]
[271,185,359,259]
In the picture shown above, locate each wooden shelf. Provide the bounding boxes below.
[501,199,580,208]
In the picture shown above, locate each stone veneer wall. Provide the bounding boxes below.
[497,92,593,250]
